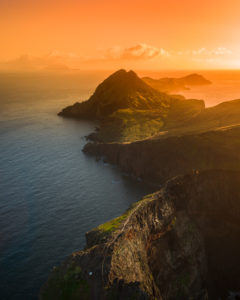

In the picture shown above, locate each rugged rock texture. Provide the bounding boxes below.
[83,125,240,185]
[40,170,240,300]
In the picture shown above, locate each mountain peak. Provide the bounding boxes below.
[59,69,171,118]
[101,69,139,83]
[88,69,170,115]
[59,69,204,120]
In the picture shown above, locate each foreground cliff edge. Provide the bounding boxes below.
[40,170,240,300]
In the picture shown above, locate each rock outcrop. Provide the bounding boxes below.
[40,170,240,300]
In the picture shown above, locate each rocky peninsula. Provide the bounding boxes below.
[41,70,240,299]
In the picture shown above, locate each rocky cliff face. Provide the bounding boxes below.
[83,125,240,185]
[40,170,240,300]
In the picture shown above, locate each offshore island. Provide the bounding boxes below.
[40,70,240,300]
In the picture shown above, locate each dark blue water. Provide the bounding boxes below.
[0,72,153,300]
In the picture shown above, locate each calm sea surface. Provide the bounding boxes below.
[0,70,240,299]
[0,71,154,300]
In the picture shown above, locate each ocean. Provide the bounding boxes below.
[0,71,153,300]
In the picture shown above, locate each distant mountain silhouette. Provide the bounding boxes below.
[179,73,212,85]
[142,73,212,93]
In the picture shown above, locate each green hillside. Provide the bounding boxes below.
[59,69,205,142]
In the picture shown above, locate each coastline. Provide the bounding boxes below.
[40,70,240,299]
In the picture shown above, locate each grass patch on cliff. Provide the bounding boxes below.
[96,192,158,234]
[98,213,129,233]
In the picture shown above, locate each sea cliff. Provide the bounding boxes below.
[40,170,240,299]
[83,125,240,184]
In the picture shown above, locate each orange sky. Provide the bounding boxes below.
[1,0,240,70]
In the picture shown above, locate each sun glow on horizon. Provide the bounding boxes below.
[0,0,240,71]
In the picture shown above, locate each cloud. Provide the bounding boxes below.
[0,51,81,71]
[102,45,233,64]
[174,47,234,68]
[0,45,235,71]
[104,43,170,60]
[192,47,233,56]
[185,47,234,68]
[177,47,233,57]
